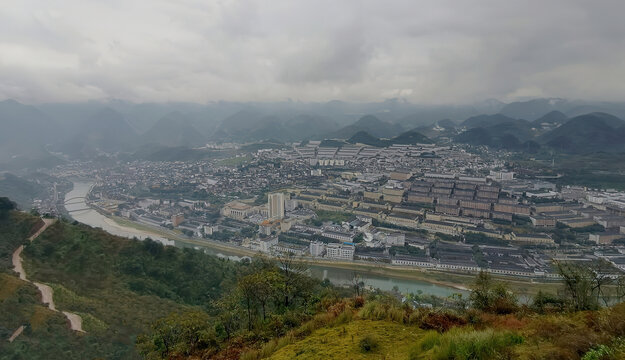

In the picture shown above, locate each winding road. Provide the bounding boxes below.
[10,218,86,338]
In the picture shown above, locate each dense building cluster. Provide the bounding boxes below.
[35,142,625,279]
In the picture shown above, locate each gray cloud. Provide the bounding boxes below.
[1,0,625,104]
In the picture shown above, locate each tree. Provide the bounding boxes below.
[214,294,242,341]
[588,259,616,307]
[275,252,310,308]
[137,310,217,359]
[0,197,16,219]
[237,275,258,331]
[352,273,365,297]
[531,290,566,314]
[469,271,518,314]
[555,261,599,311]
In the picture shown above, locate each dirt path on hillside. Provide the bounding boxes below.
[7,326,24,343]
[62,311,84,332]
[9,218,86,338]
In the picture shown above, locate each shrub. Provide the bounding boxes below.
[418,330,442,352]
[359,335,379,353]
[582,344,612,360]
[353,295,365,308]
[359,300,407,323]
[413,327,523,360]
[419,311,467,333]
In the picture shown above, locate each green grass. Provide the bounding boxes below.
[310,210,353,225]
[411,328,523,360]
[269,320,424,360]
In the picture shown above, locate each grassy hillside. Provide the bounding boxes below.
[1,210,241,359]
[238,295,625,360]
[269,320,423,360]
[0,273,95,360]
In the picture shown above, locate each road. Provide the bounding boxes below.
[10,218,86,338]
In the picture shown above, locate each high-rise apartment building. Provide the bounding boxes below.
[268,192,285,219]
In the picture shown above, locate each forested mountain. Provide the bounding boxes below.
[347,129,433,148]
[460,114,522,129]
[538,112,625,153]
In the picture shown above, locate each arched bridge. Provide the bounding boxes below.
[64,196,86,203]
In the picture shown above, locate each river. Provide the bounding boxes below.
[64,182,173,245]
[64,181,464,297]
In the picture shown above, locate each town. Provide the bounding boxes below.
[34,141,625,280]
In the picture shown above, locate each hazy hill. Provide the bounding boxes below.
[213,111,338,142]
[499,98,571,120]
[0,173,47,210]
[330,115,405,139]
[539,112,625,153]
[532,110,568,126]
[437,119,457,128]
[391,130,433,144]
[460,114,521,129]
[348,130,431,147]
[412,119,459,139]
[56,107,139,156]
[347,131,387,147]
[0,99,58,162]
[141,112,207,147]
[455,119,538,150]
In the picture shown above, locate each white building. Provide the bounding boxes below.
[325,243,355,260]
[488,171,514,181]
[252,237,278,253]
[310,241,326,257]
[268,192,285,219]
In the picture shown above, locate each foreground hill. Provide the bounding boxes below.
[0,209,240,359]
[3,201,625,360]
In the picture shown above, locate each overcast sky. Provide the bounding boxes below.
[2,0,625,104]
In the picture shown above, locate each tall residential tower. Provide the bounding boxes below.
[268,192,285,219]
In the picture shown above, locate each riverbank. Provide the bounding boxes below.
[108,214,558,297]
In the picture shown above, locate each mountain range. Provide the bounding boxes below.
[2,97,625,169]
[454,111,625,153]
